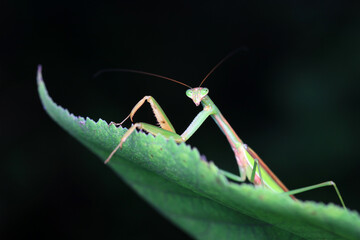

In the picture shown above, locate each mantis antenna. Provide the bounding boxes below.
[199,48,244,87]
[95,47,246,88]
[94,68,192,88]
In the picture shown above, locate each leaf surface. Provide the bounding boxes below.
[37,66,360,240]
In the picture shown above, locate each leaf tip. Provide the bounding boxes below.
[37,64,43,84]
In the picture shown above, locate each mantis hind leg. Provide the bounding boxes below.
[283,181,346,209]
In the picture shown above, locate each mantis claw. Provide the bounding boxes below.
[109,121,122,127]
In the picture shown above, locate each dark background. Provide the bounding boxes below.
[1,1,360,239]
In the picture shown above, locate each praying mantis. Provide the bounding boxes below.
[103,50,346,209]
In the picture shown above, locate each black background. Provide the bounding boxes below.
[2,1,360,239]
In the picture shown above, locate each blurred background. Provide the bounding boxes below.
[1,1,360,239]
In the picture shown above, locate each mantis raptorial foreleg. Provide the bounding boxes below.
[104,96,185,164]
[106,95,266,186]
[122,96,176,132]
[104,122,183,164]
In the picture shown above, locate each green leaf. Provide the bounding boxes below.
[37,66,360,240]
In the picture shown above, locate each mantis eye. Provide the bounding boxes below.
[186,89,193,98]
[200,88,209,96]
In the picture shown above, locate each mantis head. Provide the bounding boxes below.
[184,49,240,106]
[186,87,209,106]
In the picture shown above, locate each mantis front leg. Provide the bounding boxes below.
[104,122,184,163]
[105,96,184,163]
[105,95,247,183]
[105,96,215,163]
[120,96,176,132]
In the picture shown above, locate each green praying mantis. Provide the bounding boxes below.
[103,50,346,209]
